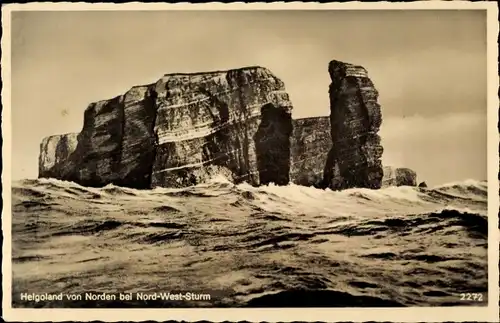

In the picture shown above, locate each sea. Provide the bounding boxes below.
[10,176,489,308]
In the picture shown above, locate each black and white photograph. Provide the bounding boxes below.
[2,2,499,322]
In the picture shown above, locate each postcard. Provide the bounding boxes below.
[2,1,499,322]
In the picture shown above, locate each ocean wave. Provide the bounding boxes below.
[10,177,489,307]
[11,177,489,223]
[12,176,488,200]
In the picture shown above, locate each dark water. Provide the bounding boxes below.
[10,177,488,308]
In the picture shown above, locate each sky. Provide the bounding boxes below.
[10,9,487,186]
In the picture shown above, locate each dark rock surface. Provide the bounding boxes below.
[323,60,384,190]
[39,67,293,188]
[290,116,331,187]
[39,133,79,179]
[382,166,418,187]
[418,181,428,188]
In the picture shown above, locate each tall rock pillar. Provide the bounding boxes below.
[323,60,384,190]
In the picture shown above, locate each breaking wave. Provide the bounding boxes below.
[10,177,488,307]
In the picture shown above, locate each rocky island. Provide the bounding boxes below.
[39,60,416,190]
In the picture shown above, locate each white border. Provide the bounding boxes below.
[2,2,499,322]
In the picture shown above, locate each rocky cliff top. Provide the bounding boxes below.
[329,60,370,80]
[89,66,286,113]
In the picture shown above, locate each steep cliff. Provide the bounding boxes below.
[38,60,386,190]
[382,166,417,187]
[151,69,293,188]
[323,60,384,190]
[39,133,79,179]
[290,116,331,187]
[39,67,293,188]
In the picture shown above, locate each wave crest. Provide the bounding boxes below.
[12,177,488,216]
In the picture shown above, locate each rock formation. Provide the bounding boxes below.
[39,133,79,179]
[39,67,293,188]
[38,60,386,191]
[322,60,384,190]
[290,116,331,187]
[418,181,428,188]
[382,166,417,187]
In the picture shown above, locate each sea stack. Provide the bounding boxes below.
[418,181,428,188]
[322,60,384,190]
[382,166,418,187]
[38,67,294,188]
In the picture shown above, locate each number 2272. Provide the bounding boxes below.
[460,293,484,301]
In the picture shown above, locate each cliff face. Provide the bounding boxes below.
[323,60,384,190]
[382,166,417,187]
[290,117,331,187]
[38,60,386,190]
[151,69,293,188]
[39,133,79,179]
[39,67,293,188]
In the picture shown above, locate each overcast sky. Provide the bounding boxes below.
[10,9,487,185]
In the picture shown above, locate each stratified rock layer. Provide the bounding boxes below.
[323,60,384,190]
[290,116,331,187]
[382,166,417,187]
[151,70,293,187]
[39,67,293,188]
